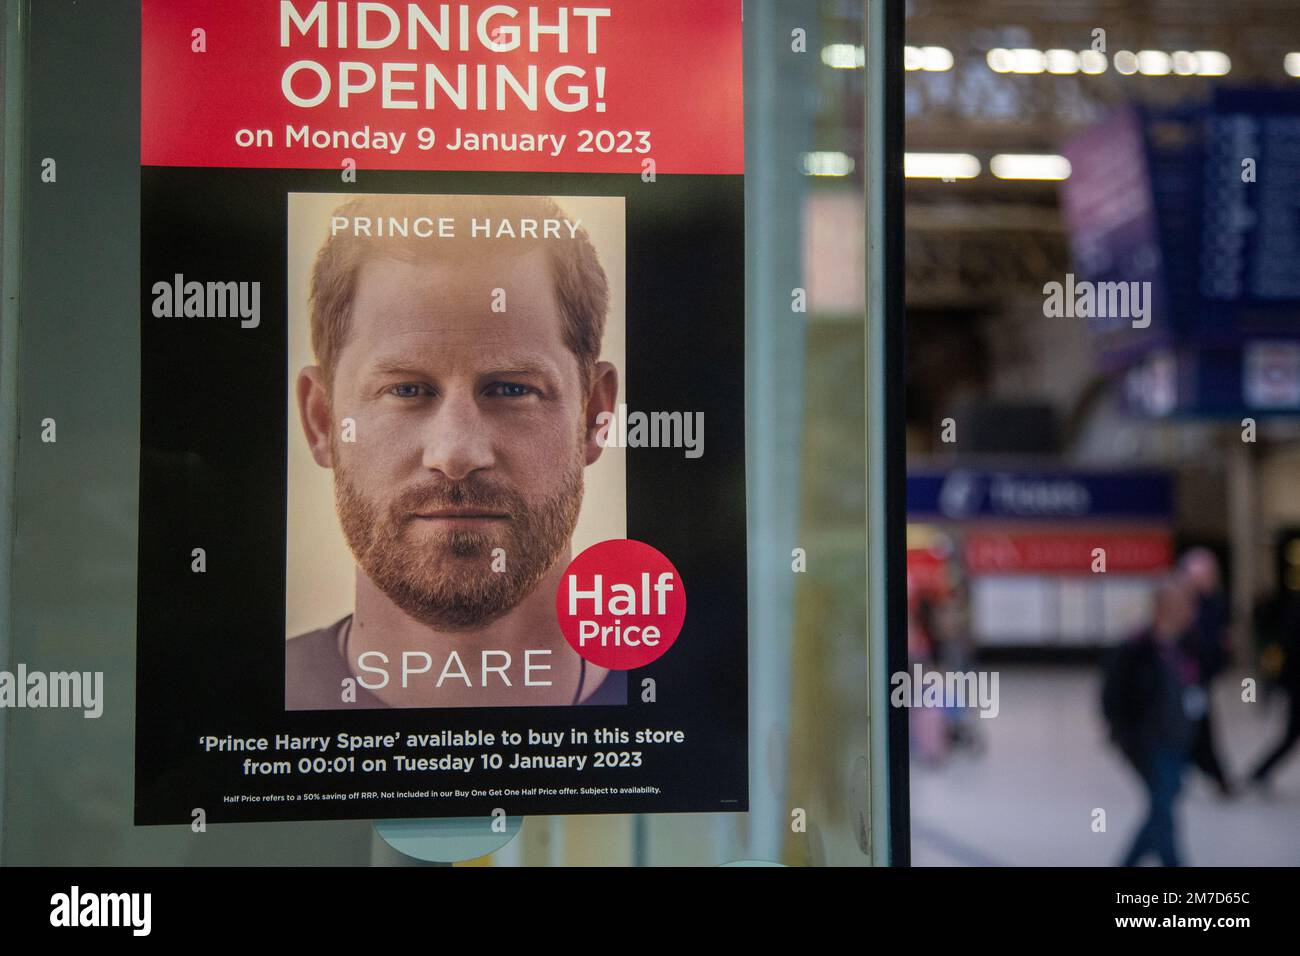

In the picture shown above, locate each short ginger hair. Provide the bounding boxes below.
[309,193,609,390]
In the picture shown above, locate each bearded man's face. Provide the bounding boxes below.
[323,253,590,629]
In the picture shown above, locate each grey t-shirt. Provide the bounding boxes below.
[285,615,625,710]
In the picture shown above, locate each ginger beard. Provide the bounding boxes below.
[330,426,585,631]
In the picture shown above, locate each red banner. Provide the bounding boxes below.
[965,531,1173,575]
[906,548,952,598]
[142,0,744,174]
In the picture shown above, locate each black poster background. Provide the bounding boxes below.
[135,168,747,824]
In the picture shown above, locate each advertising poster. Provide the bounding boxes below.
[136,0,746,823]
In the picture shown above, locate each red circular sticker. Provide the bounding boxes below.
[556,539,686,670]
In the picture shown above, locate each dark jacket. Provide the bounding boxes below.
[1277,595,1300,692]
[1102,630,1195,769]
[1182,593,1228,685]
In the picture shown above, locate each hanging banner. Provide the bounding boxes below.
[136,0,746,824]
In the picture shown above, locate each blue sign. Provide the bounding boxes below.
[908,470,1173,521]
[1123,341,1300,417]
[1060,90,1300,373]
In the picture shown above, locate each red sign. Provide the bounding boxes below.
[965,531,1173,574]
[906,548,951,599]
[557,540,686,671]
[142,0,744,174]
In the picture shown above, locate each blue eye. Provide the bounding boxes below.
[490,383,534,398]
[388,383,425,399]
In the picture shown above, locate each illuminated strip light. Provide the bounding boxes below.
[1172,51,1199,76]
[987,48,1046,73]
[904,45,954,71]
[1079,50,1108,74]
[1044,49,1080,74]
[825,43,953,71]
[990,153,1072,181]
[801,151,855,177]
[1287,52,1300,77]
[988,46,1228,76]
[821,43,864,69]
[1194,50,1231,76]
[989,48,1103,74]
[1118,49,1230,75]
[904,152,981,180]
[1114,50,1139,74]
[1137,50,1172,76]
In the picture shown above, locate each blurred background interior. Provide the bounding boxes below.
[885,0,1300,864]
[5,0,1300,866]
